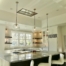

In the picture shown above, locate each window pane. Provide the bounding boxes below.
[26,40,31,46]
[20,33,25,39]
[11,40,18,46]
[12,33,18,39]
[26,53,31,59]
[11,31,32,47]
[26,34,31,39]
[19,54,25,60]
[19,40,25,46]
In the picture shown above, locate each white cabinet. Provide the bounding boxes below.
[0,58,9,66]
[2,60,9,66]
[0,59,2,66]
[0,25,5,54]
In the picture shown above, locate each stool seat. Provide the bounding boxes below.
[52,54,64,65]
[64,59,66,62]
[38,55,52,66]
[30,60,34,66]
[52,60,64,65]
[38,63,49,66]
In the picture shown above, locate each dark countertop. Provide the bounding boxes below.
[0,51,63,63]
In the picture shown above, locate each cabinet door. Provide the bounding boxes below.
[0,25,5,54]
[2,60,9,66]
[0,59,2,66]
[10,61,31,66]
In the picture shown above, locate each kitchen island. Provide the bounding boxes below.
[0,51,64,66]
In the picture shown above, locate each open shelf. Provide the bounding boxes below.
[5,36,12,38]
[33,42,42,44]
[5,28,12,45]
[33,38,42,39]
[5,42,12,44]
[33,31,43,47]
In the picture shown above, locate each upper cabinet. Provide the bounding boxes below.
[0,25,5,53]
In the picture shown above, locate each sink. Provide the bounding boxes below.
[20,51,30,53]
[13,52,20,54]
[13,50,30,54]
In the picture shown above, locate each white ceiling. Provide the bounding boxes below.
[0,0,66,20]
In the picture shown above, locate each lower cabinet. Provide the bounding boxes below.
[0,59,2,66]
[0,56,49,66]
[0,59,9,66]
[10,57,49,66]
[10,60,31,66]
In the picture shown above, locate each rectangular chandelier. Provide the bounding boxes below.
[17,8,37,17]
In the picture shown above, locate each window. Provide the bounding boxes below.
[11,31,32,47]
[26,34,32,46]
[11,32,18,47]
[19,33,25,46]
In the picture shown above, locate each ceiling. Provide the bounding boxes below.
[0,0,66,20]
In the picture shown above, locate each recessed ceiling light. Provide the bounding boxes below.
[10,8,13,10]
[56,9,59,11]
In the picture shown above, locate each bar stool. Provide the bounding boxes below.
[64,59,66,62]
[63,53,66,62]
[64,53,66,66]
[52,53,64,65]
[38,55,52,66]
[30,60,34,66]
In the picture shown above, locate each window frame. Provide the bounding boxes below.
[11,31,32,47]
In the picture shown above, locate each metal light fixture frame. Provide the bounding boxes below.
[15,1,19,28]
[17,8,37,17]
[46,13,49,51]
[46,13,49,32]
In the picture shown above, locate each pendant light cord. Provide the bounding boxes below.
[16,1,18,26]
[46,13,49,51]
[34,9,36,29]
[46,13,48,31]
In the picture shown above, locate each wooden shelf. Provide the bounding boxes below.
[33,38,42,39]
[5,36,12,38]
[33,42,42,44]
[5,42,12,44]
[33,31,42,47]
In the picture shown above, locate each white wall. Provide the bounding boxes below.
[42,13,66,28]
[0,10,41,27]
[43,26,58,51]
[61,26,66,35]
[0,25,5,53]
[57,26,64,52]
[48,26,58,52]
[61,26,66,51]
[42,13,66,52]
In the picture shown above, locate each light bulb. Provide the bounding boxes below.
[15,25,18,28]
[46,29,49,32]
[5,28,8,33]
[34,28,36,31]
[15,24,19,29]
[47,30,49,33]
